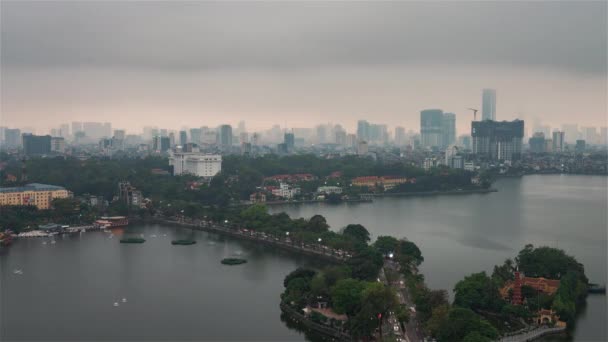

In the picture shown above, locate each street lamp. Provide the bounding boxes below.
[389,253,394,259]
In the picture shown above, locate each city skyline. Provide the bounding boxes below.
[1,1,606,134]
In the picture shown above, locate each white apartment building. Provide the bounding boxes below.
[169,152,222,178]
[272,183,300,199]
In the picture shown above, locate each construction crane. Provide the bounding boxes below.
[467,108,479,121]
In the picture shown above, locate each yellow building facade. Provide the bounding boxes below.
[0,183,70,209]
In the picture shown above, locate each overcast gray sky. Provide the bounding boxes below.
[1,1,606,134]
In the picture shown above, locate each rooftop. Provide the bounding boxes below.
[0,183,66,193]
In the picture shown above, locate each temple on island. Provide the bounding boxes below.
[500,271,560,305]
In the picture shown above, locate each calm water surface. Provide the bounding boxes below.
[271,175,607,341]
[1,175,606,341]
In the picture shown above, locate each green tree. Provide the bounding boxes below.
[342,224,371,243]
[283,268,316,288]
[453,272,504,312]
[436,308,498,342]
[373,235,399,255]
[330,278,367,316]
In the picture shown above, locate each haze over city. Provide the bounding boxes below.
[1,1,606,134]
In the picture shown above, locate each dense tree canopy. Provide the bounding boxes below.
[453,272,504,312]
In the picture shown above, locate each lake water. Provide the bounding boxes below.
[1,175,606,341]
[271,175,607,341]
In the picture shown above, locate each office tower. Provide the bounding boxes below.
[239,132,249,144]
[529,132,546,153]
[72,122,83,136]
[160,128,168,137]
[189,128,202,145]
[482,89,496,121]
[284,132,295,151]
[22,134,52,155]
[357,120,370,142]
[251,133,260,146]
[238,121,246,134]
[168,132,176,147]
[153,136,170,153]
[50,128,59,137]
[103,123,112,137]
[59,124,70,138]
[561,124,579,144]
[50,137,66,154]
[4,129,21,148]
[552,131,565,152]
[394,126,406,146]
[335,130,347,146]
[442,113,456,148]
[420,109,444,148]
[575,140,586,153]
[471,120,524,161]
[315,125,327,144]
[219,124,233,147]
[179,131,188,146]
[582,127,598,145]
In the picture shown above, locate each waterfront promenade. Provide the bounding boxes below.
[498,326,566,342]
[156,216,350,262]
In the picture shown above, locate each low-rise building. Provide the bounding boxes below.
[351,176,408,190]
[249,192,267,203]
[272,183,300,199]
[316,186,343,195]
[0,183,70,209]
[169,151,222,178]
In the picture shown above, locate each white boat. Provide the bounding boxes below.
[113,302,119,307]
[13,269,23,275]
[121,298,127,303]
[50,240,56,244]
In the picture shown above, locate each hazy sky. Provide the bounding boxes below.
[1,1,606,135]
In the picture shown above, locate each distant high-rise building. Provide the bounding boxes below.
[394,126,406,146]
[442,113,456,148]
[189,128,202,145]
[335,129,347,146]
[601,127,608,145]
[59,124,70,138]
[50,137,66,154]
[153,136,170,153]
[219,125,233,147]
[458,135,472,150]
[179,131,188,146]
[284,132,295,152]
[561,124,580,144]
[315,125,327,144]
[529,132,546,153]
[22,134,51,155]
[420,109,444,148]
[357,120,370,142]
[552,131,565,152]
[72,122,83,136]
[471,120,524,161]
[113,130,126,141]
[237,121,246,134]
[239,132,249,145]
[582,127,598,145]
[482,89,496,121]
[4,129,21,148]
[575,140,586,153]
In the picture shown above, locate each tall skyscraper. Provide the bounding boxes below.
[482,89,496,121]
[561,124,580,144]
[179,131,188,146]
[4,128,21,148]
[189,128,202,145]
[357,120,370,142]
[59,124,70,138]
[420,109,444,148]
[552,131,565,152]
[72,122,83,136]
[471,120,524,161]
[219,124,233,147]
[394,126,406,146]
[284,132,295,151]
[442,113,456,148]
